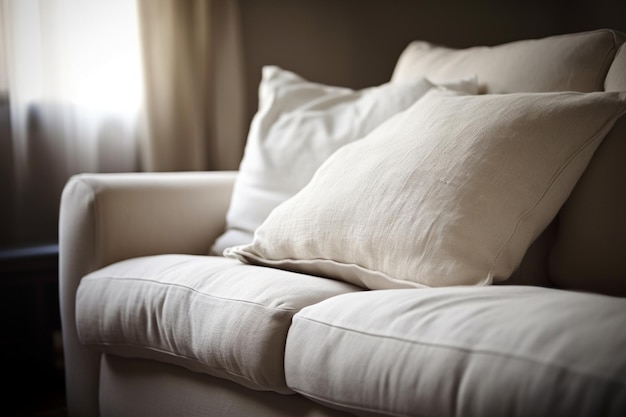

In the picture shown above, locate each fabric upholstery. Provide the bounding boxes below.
[211,66,477,255]
[76,254,359,393]
[391,29,624,93]
[388,28,626,293]
[226,90,626,290]
[549,37,626,296]
[549,115,626,296]
[605,43,626,92]
[59,28,626,417]
[100,355,352,417]
[59,171,237,417]
[285,286,626,417]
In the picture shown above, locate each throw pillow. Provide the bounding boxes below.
[210,66,478,254]
[225,90,626,290]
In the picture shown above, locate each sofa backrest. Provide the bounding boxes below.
[391,29,626,296]
[605,42,626,92]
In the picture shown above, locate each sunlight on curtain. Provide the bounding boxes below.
[1,0,143,246]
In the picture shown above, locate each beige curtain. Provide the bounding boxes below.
[137,0,246,172]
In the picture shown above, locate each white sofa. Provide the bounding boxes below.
[60,29,626,417]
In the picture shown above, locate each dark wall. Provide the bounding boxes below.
[239,0,626,128]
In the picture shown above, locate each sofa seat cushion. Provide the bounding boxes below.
[76,254,360,394]
[285,286,626,417]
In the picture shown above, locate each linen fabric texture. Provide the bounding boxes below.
[226,90,626,290]
[99,354,353,417]
[549,43,626,296]
[75,254,359,393]
[285,286,626,417]
[391,29,625,93]
[211,66,477,254]
[389,28,626,295]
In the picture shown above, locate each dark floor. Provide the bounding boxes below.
[18,391,67,417]
[6,370,67,417]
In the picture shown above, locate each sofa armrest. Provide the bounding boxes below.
[60,171,236,270]
[59,170,236,417]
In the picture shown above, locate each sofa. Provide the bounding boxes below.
[59,29,626,417]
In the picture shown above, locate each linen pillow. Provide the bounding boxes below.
[391,29,622,93]
[210,66,478,254]
[225,90,626,290]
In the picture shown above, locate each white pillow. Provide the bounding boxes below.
[211,66,478,254]
[225,90,626,290]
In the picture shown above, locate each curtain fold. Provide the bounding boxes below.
[137,0,246,172]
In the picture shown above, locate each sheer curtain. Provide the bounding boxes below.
[1,0,143,247]
[0,0,245,248]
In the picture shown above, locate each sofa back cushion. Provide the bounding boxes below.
[549,116,626,296]
[605,43,626,91]
[549,45,626,296]
[391,29,626,295]
[392,29,625,93]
